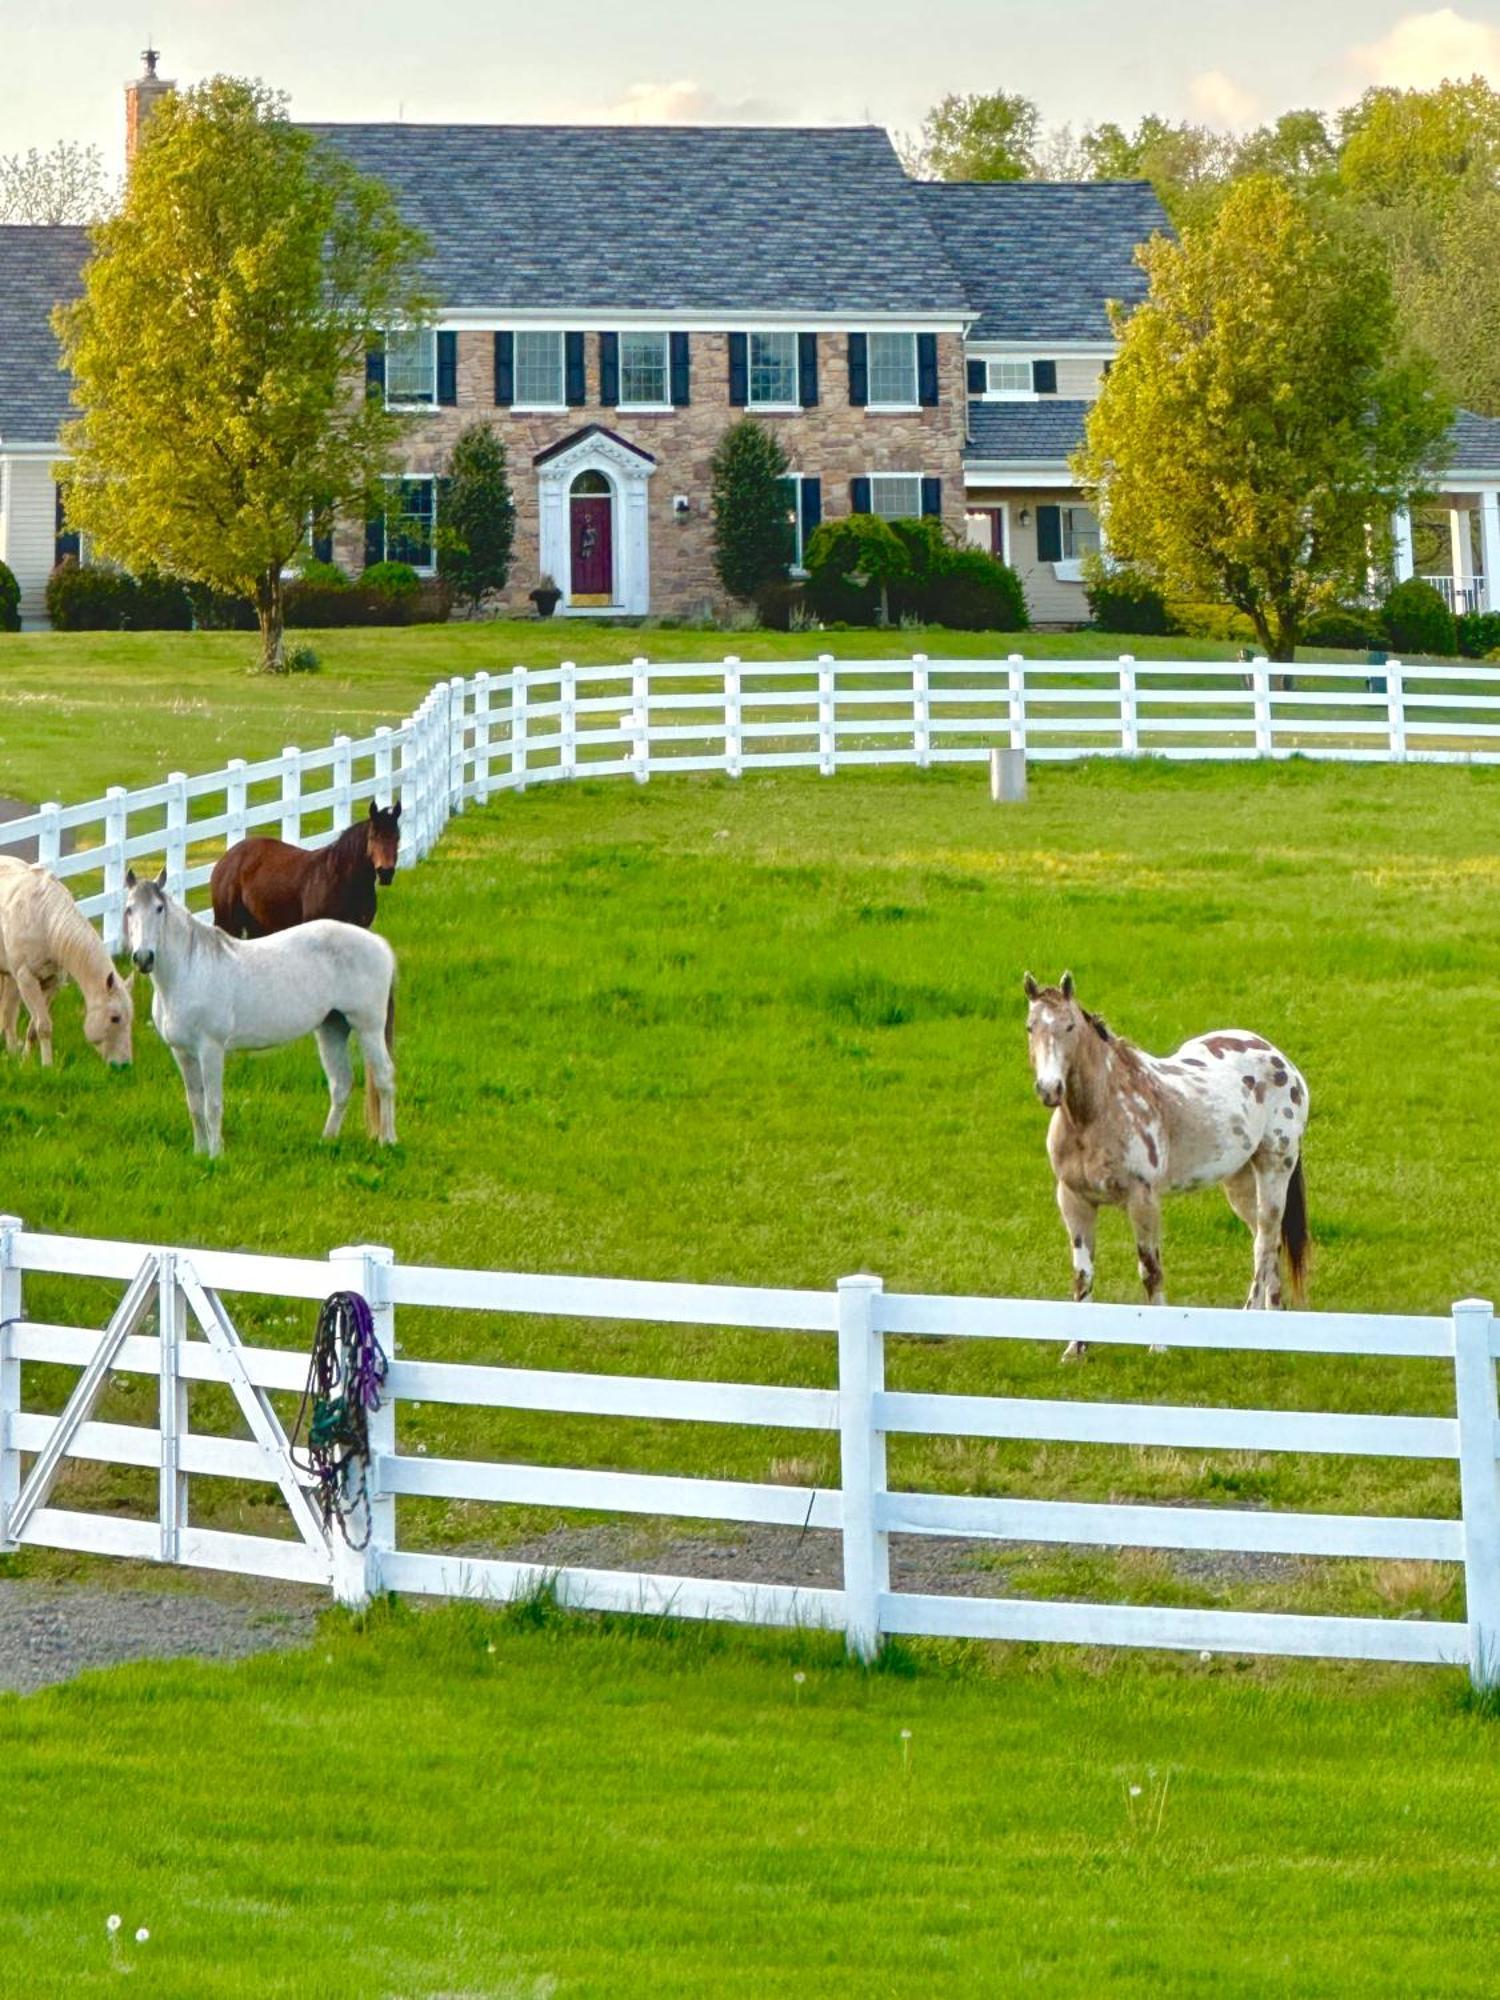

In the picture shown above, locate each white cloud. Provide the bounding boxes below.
[587,78,785,125]
[1187,69,1261,129]
[1351,9,1500,88]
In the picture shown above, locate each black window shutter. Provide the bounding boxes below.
[917,333,940,407]
[1035,504,1063,561]
[312,519,334,565]
[365,510,385,569]
[670,331,691,406]
[967,357,986,395]
[850,476,872,514]
[565,332,587,406]
[599,332,620,407]
[798,332,819,408]
[847,333,868,407]
[1032,359,1058,395]
[494,331,514,406]
[436,331,458,405]
[800,476,822,540]
[365,344,385,401]
[920,476,942,518]
[728,332,748,406]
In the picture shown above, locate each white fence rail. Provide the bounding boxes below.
[8,655,1500,951]
[2,1218,1494,1682]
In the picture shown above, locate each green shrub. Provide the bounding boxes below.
[803,515,911,626]
[45,559,138,630]
[131,568,193,631]
[926,546,1029,631]
[752,579,807,632]
[710,419,792,601]
[1301,607,1383,651]
[286,644,321,673]
[360,560,422,600]
[1381,577,1457,658]
[0,560,19,633]
[296,559,351,591]
[186,581,257,631]
[1087,566,1177,636]
[1456,610,1500,660]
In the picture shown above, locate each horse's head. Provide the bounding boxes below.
[367,799,402,885]
[123,867,171,975]
[83,966,135,1069]
[1023,970,1083,1108]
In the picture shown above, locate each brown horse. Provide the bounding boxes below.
[211,800,402,938]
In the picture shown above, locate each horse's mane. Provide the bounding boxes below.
[1082,1008,1112,1044]
[329,819,374,866]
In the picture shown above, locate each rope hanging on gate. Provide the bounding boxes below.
[289,1290,388,1549]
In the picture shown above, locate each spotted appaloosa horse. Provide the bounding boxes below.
[1023,973,1309,1358]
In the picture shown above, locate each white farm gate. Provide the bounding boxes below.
[3,1218,1496,1685]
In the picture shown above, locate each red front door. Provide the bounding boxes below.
[571,496,613,600]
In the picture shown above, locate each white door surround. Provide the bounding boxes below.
[534,425,655,616]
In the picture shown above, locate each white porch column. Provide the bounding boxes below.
[1451,504,1476,594]
[1479,490,1500,614]
[1392,506,1415,583]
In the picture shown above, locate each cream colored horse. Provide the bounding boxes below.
[0,856,134,1067]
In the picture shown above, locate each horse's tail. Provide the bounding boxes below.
[208,850,237,932]
[384,969,396,1056]
[1281,1155,1309,1306]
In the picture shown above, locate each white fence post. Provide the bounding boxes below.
[328,1243,397,1609]
[280,747,303,844]
[332,735,353,832]
[0,1216,21,1553]
[225,760,248,847]
[817,653,837,777]
[103,786,128,953]
[632,656,651,784]
[373,727,393,813]
[1386,658,1407,763]
[472,672,492,805]
[37,803,61,874]
[164,772,188,900]
[1006,653,1027,756]
[1454,1297,1500,1688]
[560,663,578,780]
[157,1251,189,1565]
[395,721,414,842]
[449,675,467,813]
[1251,659,1274,758]
[724,656,743,778]
[837,1273,887,1663]
[912,653,931,770]
[1119,653,1139,757]
[510,669,529,791]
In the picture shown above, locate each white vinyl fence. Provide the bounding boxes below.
[3,1218,1496,1683]
[8,654,1500,952]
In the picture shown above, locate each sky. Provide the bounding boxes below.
[1,0,1498,170]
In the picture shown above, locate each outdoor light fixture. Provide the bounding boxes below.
[672,494,691,517]
[1019,506,1031,528]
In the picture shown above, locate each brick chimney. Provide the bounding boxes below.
[125,47,174,169]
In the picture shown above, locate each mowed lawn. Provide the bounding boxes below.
[2,1598,1499,1999]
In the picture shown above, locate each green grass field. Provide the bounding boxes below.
[5,635,1500,1997]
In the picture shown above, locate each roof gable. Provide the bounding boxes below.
[0,226,88,442]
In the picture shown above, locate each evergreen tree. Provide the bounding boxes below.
[437,423,517,615]
[710,420,792,602]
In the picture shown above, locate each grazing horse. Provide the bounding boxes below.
[124,869,396,1157]
[1023,972,1309,1358]
[0,856,133,1067]
[210,799,402,938]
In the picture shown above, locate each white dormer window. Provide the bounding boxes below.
[987,359,1033,397]
[868,332,918,408]
[386,329,437,407]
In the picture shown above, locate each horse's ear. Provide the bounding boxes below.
[368,798,378,820]
[391,801,402,821]
[1060,971,1075,1000]
[1022,972,1039,1000]
[154,867,168,889]
[125,868,136,888]
[106,969,116,990]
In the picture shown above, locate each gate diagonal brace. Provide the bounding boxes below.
[175,1260,330,1559]
[9,1254,158,1543]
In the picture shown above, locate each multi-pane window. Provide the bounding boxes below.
[382,476,436,570]
[867,333,918,406]
[620,331,669,406]
[986,358,1033,396]
[869,474,923,521]
[514,330,565,406]
[749,331,798,406]
[386,329,436,406]
[1061,505,1101,561]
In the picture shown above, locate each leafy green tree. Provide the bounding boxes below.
[1075,177,1451,661]
[1337,79,1500,207]
[436,423,517,615]
[709,419,792,602]
[1079,116,1235,226]
[905,91,1040,181]
[803,514,911,627]
[55,77,430,672]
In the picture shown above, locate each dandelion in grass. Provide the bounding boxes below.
[135,1928,150,1944]
[1129,1784,1142,1798]
[900,1727,913,1777]
[106,1915,121,1934]
[793,1670,806,1705]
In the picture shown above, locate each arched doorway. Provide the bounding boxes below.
[569,470,613,605]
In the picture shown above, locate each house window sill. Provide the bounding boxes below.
[617,404,675,415]
[387,400,438,413]
[747,402,801,415]
[866,403,922,414]
[514,403,569,414]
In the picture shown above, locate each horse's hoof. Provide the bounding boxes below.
[1061,1341,1086,1363]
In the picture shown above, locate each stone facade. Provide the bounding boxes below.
[334,329,970,617]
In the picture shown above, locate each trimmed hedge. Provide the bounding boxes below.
[803,514,1027,631]
[1301,607,1384,651]
[1087,568,1177,636]
[1381,577,1457,659]
[1456,610,1500,660]
[0,560,19,634]
[926,546,1028,631]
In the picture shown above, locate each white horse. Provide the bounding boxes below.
[0,856,134,1067]
[1024,972,1309,1358]
[124,869,397,1157]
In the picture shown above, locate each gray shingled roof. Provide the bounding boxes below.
[1448,409,1500,472]
[919,180,1167,342]
[965,399,1091,465]
[303,124,970,317]
[0,226,87,441]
